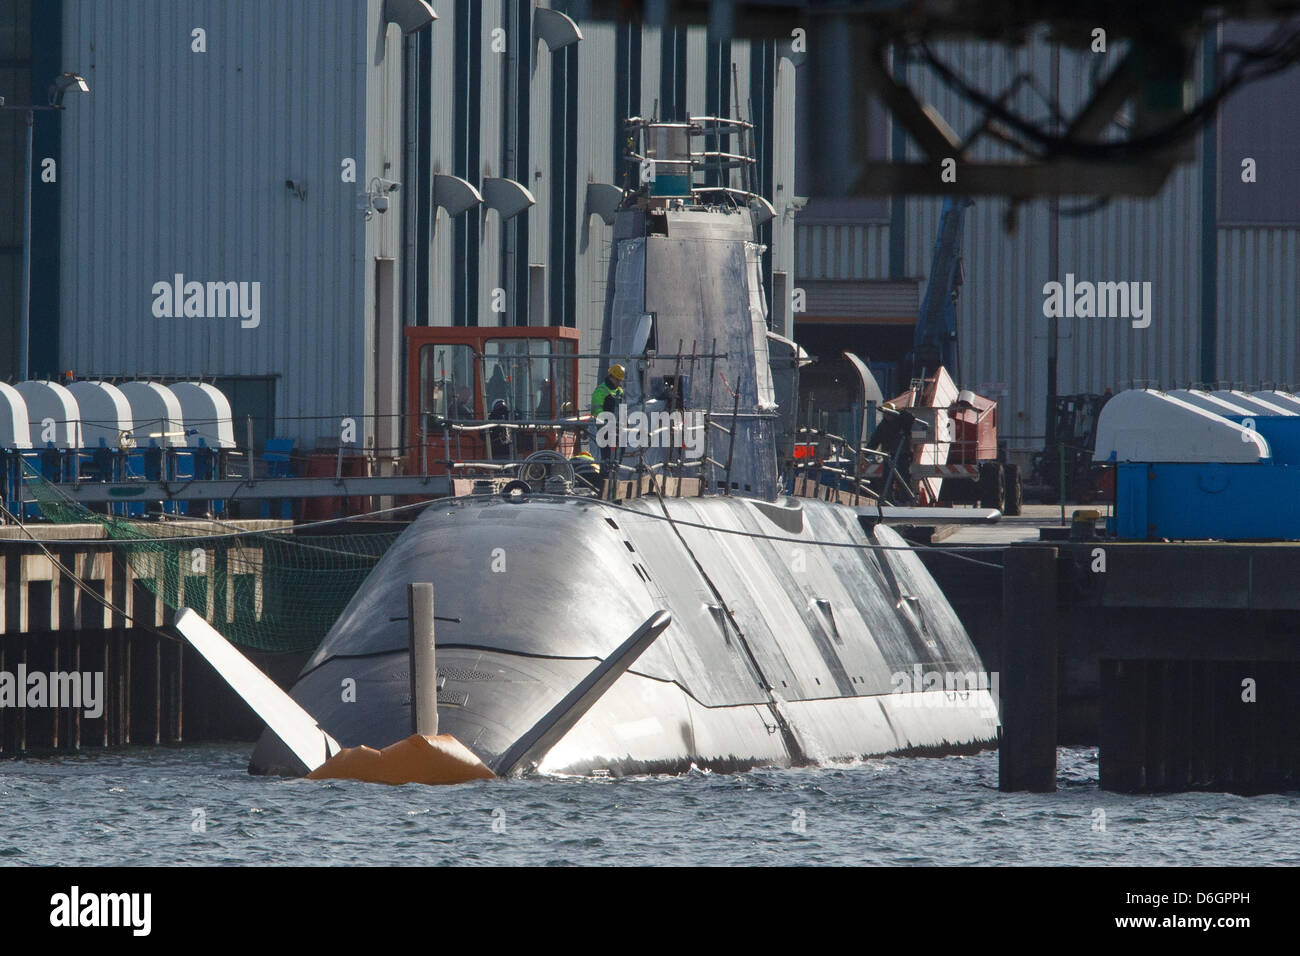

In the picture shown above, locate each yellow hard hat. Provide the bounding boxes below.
[608,364,626,382]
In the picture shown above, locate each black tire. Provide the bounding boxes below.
[937,474,970,504]
[501,479,531,499]
[1002,463,1023,516]
[976,461,1004,511]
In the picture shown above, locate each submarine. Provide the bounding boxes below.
[250,117,999,778]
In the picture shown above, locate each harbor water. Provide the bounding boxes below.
[1,745,1296,866]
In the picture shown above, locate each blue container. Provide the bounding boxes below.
[1117,461,1300,539]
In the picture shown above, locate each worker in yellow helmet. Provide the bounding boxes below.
[590,364,626,465]
[592,364,625,417]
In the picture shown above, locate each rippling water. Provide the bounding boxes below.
[1,745,1296,866]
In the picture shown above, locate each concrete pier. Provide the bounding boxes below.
[999,546,1058,792]
[922,512,1300,794]
[0,522,305,756]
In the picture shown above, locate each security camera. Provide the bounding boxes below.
[372,194,389,214]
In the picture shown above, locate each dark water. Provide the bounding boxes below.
[1,745,1296,865]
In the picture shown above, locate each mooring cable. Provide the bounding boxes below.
[599,492,1007,570]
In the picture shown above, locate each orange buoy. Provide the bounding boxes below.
[308,733,495,786]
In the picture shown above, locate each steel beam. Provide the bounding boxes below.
[51,475,453,503]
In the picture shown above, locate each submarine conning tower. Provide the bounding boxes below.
[598,116,782,501]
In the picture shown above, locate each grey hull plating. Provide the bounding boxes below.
[250,494,998,776]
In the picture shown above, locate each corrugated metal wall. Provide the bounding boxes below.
[1218,229,1300,386]
[413,6,796,400]
[574,18,618,360]
[58,0,403,448]
[525,10,554,320]
[794,31,1300,449]
[639,21,661,116]
[0,0,33,378]
[365,0,406,456]
[769,53,798,336]
[56,2,795,444]
[477,0,505,330]
[425,1,458,331]
[684,26,708,114]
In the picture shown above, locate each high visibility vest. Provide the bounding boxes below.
[591,382,623,416]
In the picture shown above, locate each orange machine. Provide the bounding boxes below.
[878,367,1019,513]
[403,325,582,475]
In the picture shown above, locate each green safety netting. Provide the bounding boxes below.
[21,462,400,653]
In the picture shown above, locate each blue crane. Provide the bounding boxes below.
[910,196,973,382]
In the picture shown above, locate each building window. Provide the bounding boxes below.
[419,344,477,421]
[211,376,276,454]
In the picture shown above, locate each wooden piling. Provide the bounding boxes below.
[1161,660,1192,791]
[101,631,110,747]
[153,632,162,745]
[1142,660,1166,791]
[18,633,27,754]
[172,638,183,743]
[0,633,6,754]
[4,549,22,635]
[50,630,60,751]
[123,630,132,744]
[999,545,1059,792]
[1099,659,1146,792]
[1212,661,1237,790]
[73,635,82,751]
[1187,659,1213,787]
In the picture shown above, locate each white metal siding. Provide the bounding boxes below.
[57,3,795,446]
[574,19,618,364]
[794,33,1240,448]
[58,0,402,447]
[476,0,505,328]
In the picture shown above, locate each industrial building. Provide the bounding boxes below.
[3,2,1299,460]
[790,19,1300,456]
[0,0,796,457]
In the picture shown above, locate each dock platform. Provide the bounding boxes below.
[0,521,307,756]
[920,506,1300,794]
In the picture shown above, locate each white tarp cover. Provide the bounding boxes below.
[119,382,187,448]
[1252,390,1300,414]
[1211,390,1297,416]
[1096,389,1269,463]
[1169,389,1257,416]
[169,382,236,448]
[0,383,32,449]
[65,381,133,449]
[14,381,79,448]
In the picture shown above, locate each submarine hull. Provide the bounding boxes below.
[251,493,999,777]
